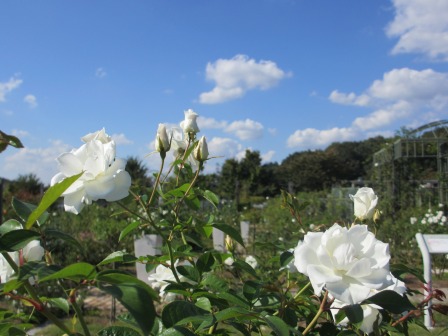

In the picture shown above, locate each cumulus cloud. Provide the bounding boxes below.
[208,137,243,158]
[287,127,360,149]
[289,67,448,150]
[95,67,107,78]
[1,140,72,183]
[111,133,133,145]
[225,119,264,140]
[24,94,38,108]
[0,76,22,102]
[386,0,448,61]
[261,150,276,163]
[11,129,30,138]
[198,116,228,130]
[199,54,292,104]
[331,68,448,131]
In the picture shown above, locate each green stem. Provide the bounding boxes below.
[174,162,202,216]
[148,157,165,207]
[1,252,73,335]
[70,292,91,336]
[294,281,311,300]
[302,290,328,335]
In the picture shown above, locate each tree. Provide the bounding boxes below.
[10,173,44,202]
[125,156,152,192]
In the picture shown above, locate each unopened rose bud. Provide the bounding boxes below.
[225,235,234,252]
[193,136,209,162]
[349,187,378,221]
[155,124,171,157]
[373,209,381,223]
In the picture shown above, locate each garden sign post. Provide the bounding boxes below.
[415,233,448,329]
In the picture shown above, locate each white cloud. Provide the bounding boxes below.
[0,76,22,102]
[198,116,228,130]
[199,54,292,104]
[268,128,277,136]
[287,127,360,149]
[386,0,448,61]
[352,101,413,131]
[24,94,38,108]
[225,119,264,140]
[329,90,370,106]
[207,137,243,158]
[1,140,72,183]
[11,129,30,138]
[95,67,107,78]
[261,150,275,163]
[111,133,133,145]
[329,68,448,131]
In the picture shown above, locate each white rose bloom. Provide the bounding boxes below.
[245,255,258,269]
[23,240,45,262]
[294,223,394,304]
[0,239,45,283]
[0,255,14,283]
[51,129,131,214]
[331,300,382,335]
[349,187,378,221]
[147,261,193,298]
[180,109,200,135]
[224,257,235,266]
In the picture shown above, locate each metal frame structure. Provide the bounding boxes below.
[373,120,448,206]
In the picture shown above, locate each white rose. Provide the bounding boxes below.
[147,260,194,299]
[23,240,45,262]
[155,123,171,154]
[180,109,200,135]
[0,255,14,283]
[51,129,131,214]
[245,255,258,269]
[349,187,378,220]
[293,223,393,304]
[193,136,209,162]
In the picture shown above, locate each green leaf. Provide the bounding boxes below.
[195,297,211,312]
[214,307,254,322]
[99,281,156,335]
[343,304,363,324]
[119,221,141,242]
[0,229,40,252]
[217,292,250,309]
[242,280,262,302]
[45,297,70,314]
[176,265,200,283]
[365,290,415,314]
[212,223,245,248]
[202,273,229,292]
[161,301,209,328]
[280,250,294,269]
[159,326,196,336]
[96,270,159,300]
[0,220,22,235]
[263,315,291,336]
[97,251,138,266]
[97,326,142,336]
[195,252,214,274]
[11,198,47,226]
[38,262,96,282]
[0,130,24,153]
[26,172,83,229]
[203,190,219,208]
[43,228,83,251]
[233,260,259,279]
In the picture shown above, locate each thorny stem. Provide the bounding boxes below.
[1,252,73,335]
[176,138,192,186]
[174,162,202,216]
[302,290,329,335]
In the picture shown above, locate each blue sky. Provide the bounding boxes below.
[1,0,448,183]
